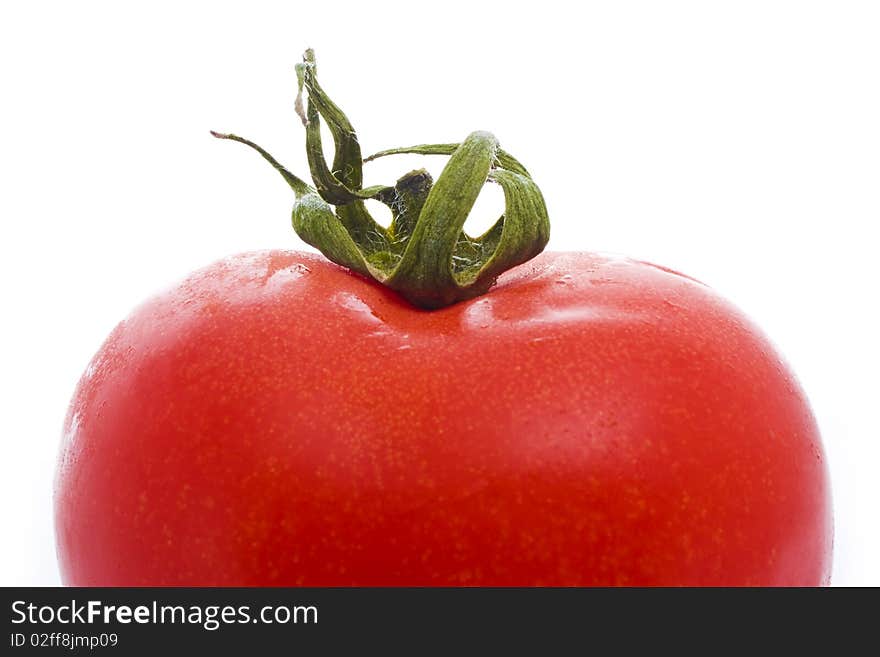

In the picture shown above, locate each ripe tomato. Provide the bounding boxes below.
[54,249,832,585]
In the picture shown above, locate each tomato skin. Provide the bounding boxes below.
[54,250,831,586]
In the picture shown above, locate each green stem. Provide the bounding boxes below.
[211,50,550,309]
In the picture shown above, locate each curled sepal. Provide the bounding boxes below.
[365,143,531,177]
[291,194,376,280]
[212,49,550,309]
[382,131,549,308]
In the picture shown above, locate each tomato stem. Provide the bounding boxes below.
[211,49,550,309]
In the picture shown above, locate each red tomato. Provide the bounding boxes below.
[54,249,831,585]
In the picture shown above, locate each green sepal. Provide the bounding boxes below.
[212,50,550,309]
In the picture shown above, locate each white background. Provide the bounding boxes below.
[1,1,877,586]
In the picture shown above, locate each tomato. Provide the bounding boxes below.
[54,249,831,585]
[55,49,831,585]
